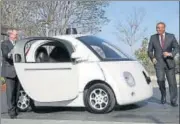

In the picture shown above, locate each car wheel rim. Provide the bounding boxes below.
[17,90,30,110]
[89,88,109,110]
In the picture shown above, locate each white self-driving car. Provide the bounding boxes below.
[13,34,153,113]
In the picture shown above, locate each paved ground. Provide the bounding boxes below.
[1,119,173,124]
[1,87,179,124]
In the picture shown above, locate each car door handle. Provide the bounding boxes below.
[24,68,72,71]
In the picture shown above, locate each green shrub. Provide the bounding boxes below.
[134,38,155,75]
[0,77,6,85]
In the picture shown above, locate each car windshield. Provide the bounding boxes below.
[77,36,130,60]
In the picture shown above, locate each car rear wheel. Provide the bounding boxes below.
[17,89,36,112]
[17,90,31,111]
[84,83,116,114]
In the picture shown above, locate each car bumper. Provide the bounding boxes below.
[116,71,153,105]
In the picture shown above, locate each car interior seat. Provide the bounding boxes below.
[35,47,49,62]
[49,46,70,62]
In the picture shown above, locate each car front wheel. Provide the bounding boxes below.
[84,83,116,114]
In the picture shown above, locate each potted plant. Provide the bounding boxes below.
[1,77,6,92]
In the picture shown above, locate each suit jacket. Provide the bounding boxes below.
[148,32,179,69]
[1,40,16,78]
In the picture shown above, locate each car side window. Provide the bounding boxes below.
[91,45,106,58]
[24,39,73,63]
[48,45,71,62]
[35,41,72,63]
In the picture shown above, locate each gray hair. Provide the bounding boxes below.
[156,22,166,28]
[7,29,18,36]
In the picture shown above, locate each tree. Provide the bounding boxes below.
[115,7,147,56]
[1,1,109,37]
[1,1,36,36]
[134,38,155,75]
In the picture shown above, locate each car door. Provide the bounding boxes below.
[13,37,79,102]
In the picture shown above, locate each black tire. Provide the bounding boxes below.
[84,83,116,114]
[29,99,37,112]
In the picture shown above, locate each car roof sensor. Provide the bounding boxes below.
[66,28,77,35]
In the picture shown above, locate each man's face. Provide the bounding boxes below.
[156,24,165,35]
[9,30,18,41]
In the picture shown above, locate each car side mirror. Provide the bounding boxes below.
[71,52,81,60]
[71,52,88,62]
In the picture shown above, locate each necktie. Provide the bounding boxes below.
[161,35,164,48]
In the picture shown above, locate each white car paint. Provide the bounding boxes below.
[14,62,78,102]
[99,61,153,105]
[13,34,153,108]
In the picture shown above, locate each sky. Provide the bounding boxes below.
[95,1,179,57]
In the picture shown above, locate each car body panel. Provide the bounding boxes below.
[99,61,153,105]
[13,37,79,102]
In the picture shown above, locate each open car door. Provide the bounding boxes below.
[13,37,79,102]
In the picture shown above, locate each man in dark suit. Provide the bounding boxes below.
[1,29,19,118]
[148,22,179,107]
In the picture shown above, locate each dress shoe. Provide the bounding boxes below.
[161,96,166,104]
[15,108,19,116]
[9,113,17,119]
[171,102,178,107]
[10,115,17,119]
[8,110,18,119]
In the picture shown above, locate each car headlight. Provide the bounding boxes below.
[123,72,135,87]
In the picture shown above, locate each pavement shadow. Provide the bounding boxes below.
[32,107,86,113]
[31,102,148,114]
[114,101,148,111]
[27,101,149,113]
[148,97,161,104]
[113,114,165,124]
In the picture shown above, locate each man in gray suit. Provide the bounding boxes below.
[1,29,19,118]
[148,22,179,107]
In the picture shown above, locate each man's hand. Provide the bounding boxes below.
[8,49,14,58]
[163,52,172,58]
[152,58,157,65]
